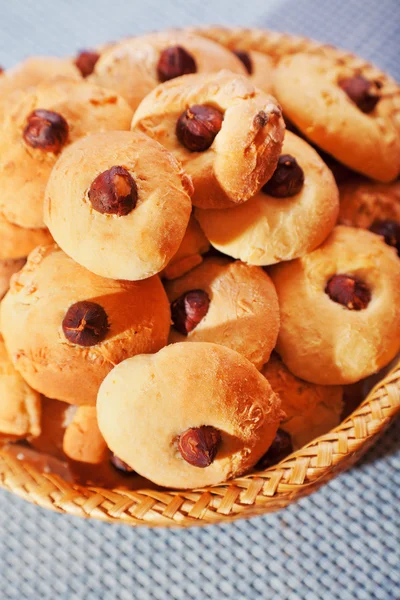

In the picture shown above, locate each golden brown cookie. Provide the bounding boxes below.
[166,257,279,369]
[0,245,170,405]
[132,70,285,209]
[261,353,343,449]
[0,56,81,120]
[270,226,400,384]
[0,76,133,229]
[232,49,275,93]
[0,258,26,300]
[195,131,339,265]
[44,131,192,280]
[338,177,400,255]
[63,406,108,464]
[97,342,283,489]
[30,397,76,460]
[161,215,210,280]
[274,53,400,182]
[90,31,246,110]
[0,335,41,439]
[0,212,53,260]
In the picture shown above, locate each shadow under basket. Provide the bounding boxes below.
[1,27,400,527]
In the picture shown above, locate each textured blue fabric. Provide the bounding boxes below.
[0,1,399,598]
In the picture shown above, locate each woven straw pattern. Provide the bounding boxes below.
[0,28,399,528]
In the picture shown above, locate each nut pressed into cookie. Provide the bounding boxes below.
[44,130,193,280]
[90,31,246,111]
[132,70,285,209]
[0,76,133,230]
[195,130,339,265]
[232,48,275,94]
[97,342,283,489]
[270,226,400,384]
[274,53,400,182]
[165,257,280,369]
[0,245,171,405]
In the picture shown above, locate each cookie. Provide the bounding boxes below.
[338,177,400,255]
[90,31,246,110]
[63,406,108,464]
[161,215,210,280]
[0,335,41,439]
[0,258,26,300]
[132,70,285,209]
[233,49,275,93]
[44,131,192,280]
[261,353,343,449]
[0,56,81,120]
[0,76,133,229]
[195,130,339,265]
[274,53,400,182]
[97,342,283,489]
[165,257,280,369]
[30,397,76,460]
[270,226,400,384]
[0,245,170,405]
[0,212,53,260]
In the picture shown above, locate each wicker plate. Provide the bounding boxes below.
[0,27,399,528]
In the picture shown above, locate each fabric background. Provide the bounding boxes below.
[0,0,399,598]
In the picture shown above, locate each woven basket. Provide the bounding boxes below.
[0,27,399,528]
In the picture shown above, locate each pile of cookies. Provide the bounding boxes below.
[0,30,399,490]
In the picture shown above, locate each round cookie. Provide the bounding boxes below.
[44,131,192,280]
[261,353,343,449]
[274,53,400,182]
[63,406,108,464]
[233,49,275,93]
[132,70,285,209]
[269,225,400,385]
[0,258,26,300]
[0,335,41,440]
[165,257,280,369]
[0,245,171,405]
[161,215,210,280]
[195,131,339,265]
[0,212,53,260]
[0,56,81,120]
[338,177,400,254]
[90,31,246,111]
[0,76,133,229]
[97,342,283,489]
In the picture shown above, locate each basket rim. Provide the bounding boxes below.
[0,26,399,528]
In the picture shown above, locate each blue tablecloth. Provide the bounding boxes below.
[0,0,399,598]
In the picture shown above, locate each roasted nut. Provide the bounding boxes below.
[370,219,400,256]
[338,74,380,113]
[176,104,224,152]
[23,109,69,153]
[88,166,138,216]
[325,274,371,310]
[233,50,252,74]
[62,301,109,346]
[110,454,136,474]
[256,429,293,470]
[75,50,100,77]
[262,154,304,197]
[157,45,197,82]
[171,289,210,335]
[178,425,221,468]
